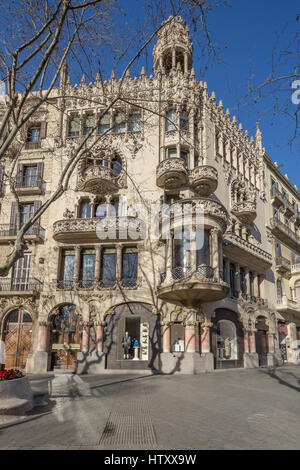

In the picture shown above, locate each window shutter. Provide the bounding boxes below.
[34,200,42,226]
[16,163,24,185]
[37,162,44,181]
[40,121,47,139]
[9,202,17,233]
[20,123,28,141]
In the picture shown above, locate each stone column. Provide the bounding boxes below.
[165,236,173,280]
[172,48,176,69]
[249,330,256,353]
[245,267,250,297]
[74,245,81,282]
[116,244,123,281]
[225,257,230,284]
[253,273,259,298]
[161,322,171,353]
[211,228,219,279]
[201,322,212,354]
[38,321,49,352]
[268,333,274,353]
[184,52,188,75]
[82,322,90,353]
[95,246,102,282]
[96,322,105,353]
[185,323,196,353]
[243,329,249,353]
[218,240,223,280]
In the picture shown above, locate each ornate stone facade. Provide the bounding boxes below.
[0,15,298,374]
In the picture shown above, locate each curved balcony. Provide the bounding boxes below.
[190,165,218,197]
[77,166,118,194]
[156,158,188,190]
[157,265,229,307]
[53,216,146,242]
[231,201,257,224]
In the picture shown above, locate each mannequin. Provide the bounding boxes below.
[122,331,131,359]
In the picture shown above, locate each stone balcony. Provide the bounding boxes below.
[231,201,257,225]
[15,176,44,195]
[53,278,142,291]
[0,278,43,296]
[0,225,45,244]
[156,158,188,190]
[76,166,119,194]
[275,256,291,275]
[223,232,272,272]
[53,215,146,243]
[270,187,285,208]
[270,217,300,251]
[190,165,218,197]
[157,265,229,308]
[291,264,300,276]
[277,296,300,315]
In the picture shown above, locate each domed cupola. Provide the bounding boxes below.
[153,16,193,75]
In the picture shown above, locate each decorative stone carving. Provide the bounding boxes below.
[156,158,188,190]
[190,165,218,196]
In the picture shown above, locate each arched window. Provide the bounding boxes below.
[111,155,122,175]
[180,111,189,131]
[217,320,238,361]
[165,109,177,131]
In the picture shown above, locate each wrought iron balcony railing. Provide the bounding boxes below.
[15,175,43,189]
[0,224,45,239]
[0,278,43,292]
[25,141,41,150]
[160,264,215,284]
[55,278,139,290]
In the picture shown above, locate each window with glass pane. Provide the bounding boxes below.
[180,111,189,130]
[69,116,80,136]
[129,113,141,132]
[174,230,190,270]
[230,264,237,297]
[240,268,246,294]
[80,249,95,287]
[108,199,119,216]
[165,109,177,131]
[27,127,41,142]
[276,279,282,299]
[165,147,177,159]
[196,230,210,266]
[222,258,226,281]
[61,250,75,288]
[113,113,126,133]
[122,247,138,286]
[98,113,110,134]
[249,272,254,297]
[194,155,199,167]
[83,114,95,135]
[80,201,91,218]
[111,156,122,175]
[180,150,188,165]
[20,203,34,234]
[95,202,107,218]
[101,248,116,286]
[24,166,37,187]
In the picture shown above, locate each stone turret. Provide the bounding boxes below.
[153,16,193,75]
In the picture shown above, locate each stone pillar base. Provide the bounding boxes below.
[267,353,278,367]
[243,352,259,368]
[29,351,49,374]
[160,352,214,374]
[76,351,106,374]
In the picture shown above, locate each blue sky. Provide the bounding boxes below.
[112,0,300,188]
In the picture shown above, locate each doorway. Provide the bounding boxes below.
[212,309,244,369]
[4,309,32,369]
[255,316,269,366]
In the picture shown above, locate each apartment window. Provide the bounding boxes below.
[180,150,188,165]
[11,253,31,291]
[165,147,177,159]
[276,279,282,300]
[79,201,91,218]
[111,155,122,175]
[24,166,38,187]
[20,203,34,226]
[275,242,282,257]
[95,202,107,218]
[240,268,246,295]
[179,111,189,131]
[194,155,199,167]
[101,248,116,286]
[83,114,95,135]
[128,112,141,132]
[230,264,237,298]
[270,177,278,189]
[282,189,289,201]
[113,112,126,133]
[122,247,138,286]
[61,249,75,288]
[98,113,110,134]
[222,258,227,281]
[80,249,95,287]
[196,230,211,266]
[68,116,80,137]
[165,109,177,131]
[27,126,41,143]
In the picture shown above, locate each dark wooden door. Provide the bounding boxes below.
[4,309,32,369]
[255,317,269,366]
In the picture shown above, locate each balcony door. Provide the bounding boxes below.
[11,253,31,291]
[4,309,32,369]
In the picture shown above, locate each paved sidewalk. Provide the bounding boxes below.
[0,365,299,450]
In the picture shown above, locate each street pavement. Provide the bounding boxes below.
[0,365,299,450]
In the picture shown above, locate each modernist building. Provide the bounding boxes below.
[0,16,298,374]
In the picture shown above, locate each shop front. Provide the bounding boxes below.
[104,302,160,370]
[212,309,244,369]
